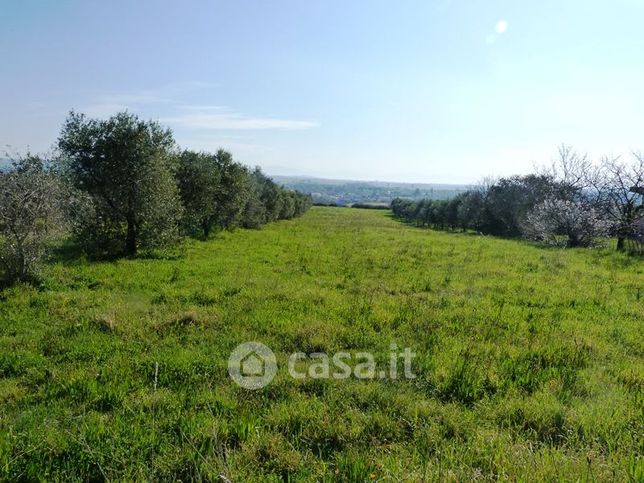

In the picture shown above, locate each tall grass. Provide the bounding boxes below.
[0,207,641,481]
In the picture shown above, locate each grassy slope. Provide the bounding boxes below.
[0,207,642,481]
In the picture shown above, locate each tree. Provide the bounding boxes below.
[241,169,268,228]
[58,111,183,257]
[594,154,644,251]
[632,215,644,254]
[0,155,65,282]
[546,144,593,197]
[279,192,296,219]
[211,149,250,229]
[177,149,250,238]
[237,168,310,228]
[522,197,611,247]
[292,190,312,216]
[484,174,563,237]
[254,168,284,222]
[177,150,220,238]
[456,190,487,232]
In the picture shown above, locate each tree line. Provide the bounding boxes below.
[0,111,311,283]
[392,146,644,253]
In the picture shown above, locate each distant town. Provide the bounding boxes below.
[272,175,468,205]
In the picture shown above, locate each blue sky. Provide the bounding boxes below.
[2,0,643,183]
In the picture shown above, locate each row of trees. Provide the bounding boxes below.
[1,111,311,282]
[392,146,644,252]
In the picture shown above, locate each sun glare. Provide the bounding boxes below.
[495,19,508,34]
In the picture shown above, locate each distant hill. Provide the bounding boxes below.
[271,175,468,206]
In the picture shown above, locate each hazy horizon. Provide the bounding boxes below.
[2,0,644,184]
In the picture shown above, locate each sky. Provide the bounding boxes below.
[1,0,644,183]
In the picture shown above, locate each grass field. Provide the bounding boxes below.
[0,207,642,481]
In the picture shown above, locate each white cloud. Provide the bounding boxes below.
[81,102,131,117]
[176,104,228,111]
[99,93,170,105]
[80,84,318,131]
[161,109,318,131]
[80,81,219,117]
[177,136,275,157]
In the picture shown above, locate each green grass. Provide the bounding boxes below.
[1,207,642,481]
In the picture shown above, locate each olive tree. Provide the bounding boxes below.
[210,149,250,230]
[176,150,221,238]
[0,155,65,282]
[58,111,183,257]
[177,149,249,238]
[240,169,268,228]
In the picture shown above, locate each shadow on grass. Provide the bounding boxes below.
[48,239,91,265]
[0,273,45,292]
[48,238,188,264]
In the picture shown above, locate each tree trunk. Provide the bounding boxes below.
[14,237,26,281]
[616,237,625,251]
[126,218,137,256]
[567,232,580,248]
[17,252,25,282]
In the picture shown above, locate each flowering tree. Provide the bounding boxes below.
[594,154,644,251]
[523,197,612,248]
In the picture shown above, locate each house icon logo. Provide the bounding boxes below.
[228,341,277,389]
